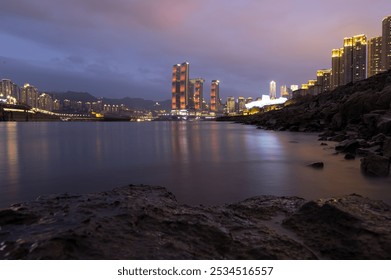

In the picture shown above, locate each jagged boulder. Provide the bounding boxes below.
[335,139,360,154]
[384,138,391,158]
[360,155,390,176]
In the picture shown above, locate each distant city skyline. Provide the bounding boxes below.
[0,1,390,101]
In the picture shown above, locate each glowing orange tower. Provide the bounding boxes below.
[171,62,189,110]
[210,80,220,112]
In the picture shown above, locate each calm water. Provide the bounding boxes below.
[1,121,390,208]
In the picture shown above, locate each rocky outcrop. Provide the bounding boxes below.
[0,185,390,260]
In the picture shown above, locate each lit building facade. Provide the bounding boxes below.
[21,83,39,108]
[382,15,391,71]
[0,79,20,104]
[368,36,383,77]
[316,69,331,93]
[269,81,276,99]
[343,35,367,84]
[280,85,289,98]
[331,48,344,89]
[226,96,235,114]
[210,80,220,112]
[290,85,299,92]
[237,97,246,113]
[189,78,205,111]
[38,93,54,111]
[171,62,189,110]
[246,97,253,104]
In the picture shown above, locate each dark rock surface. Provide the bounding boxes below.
[361,155,390,176]
[307,162,324,169]
[0,185,390,260]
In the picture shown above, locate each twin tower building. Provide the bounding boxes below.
[171,62,221,114]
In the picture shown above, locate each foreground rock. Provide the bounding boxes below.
[0,185,390,260]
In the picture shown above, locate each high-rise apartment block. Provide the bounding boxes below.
[269,81,276,99]
[382,15,391,71]
[316,69,331,93]
[189,78,205,111]
[21,83,39,108]
[237,97,246,113]
[343,35,367,84]
[226,96,235,114]
[280,85,289,98]
[0,79,20,104]
[171,62,189,110]
[368,36,383,77]
[210,80,220,112]
[331,48,344,89]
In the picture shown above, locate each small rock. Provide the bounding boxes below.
[308,162,324,169]
[320,143,328,146]
[344,153,356,160]
[360,155,390,177]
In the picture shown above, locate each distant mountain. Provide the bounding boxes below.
[103,97,171,110]
[49,91,98,103]
[48,91,171,110]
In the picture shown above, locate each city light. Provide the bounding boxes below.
[245,95,287,109]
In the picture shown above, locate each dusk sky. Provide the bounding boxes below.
[0,0,390,101]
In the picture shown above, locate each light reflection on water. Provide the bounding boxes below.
[0,121,390,208]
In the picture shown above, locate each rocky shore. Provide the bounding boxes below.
[0,185,390,259]
[218,70,391,176]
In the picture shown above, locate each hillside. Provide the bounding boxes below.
[48,91,171,110]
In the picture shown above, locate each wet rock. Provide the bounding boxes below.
[377,113,391,135]
[384,138,391,158]
[0,210,38,226]
[307,162,324,169]
[344,153,356,160]
[371,133,387,143]
[335,139,360,154]
[361,155,390,177]
[1,185,389,260]
[356,147,379,157]
[283,195,391,259]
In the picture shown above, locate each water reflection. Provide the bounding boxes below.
[0,122,390,208]
[5,123,19,192]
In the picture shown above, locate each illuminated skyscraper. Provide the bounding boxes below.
[210,80,220,112]
[237,97,246,113]
[331,48,344,89]
[171,62,189,110]
[269,81,276,99]
[21,83,39,107]
[317,69,331,93]
[38,93,54,111]
[368,36,383,77]
[280,85,289,98]
[343,35,367,84]
[382,15,391,71]
[0,79,21,104]
[189,78,205,111]
[226,96,236,114]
